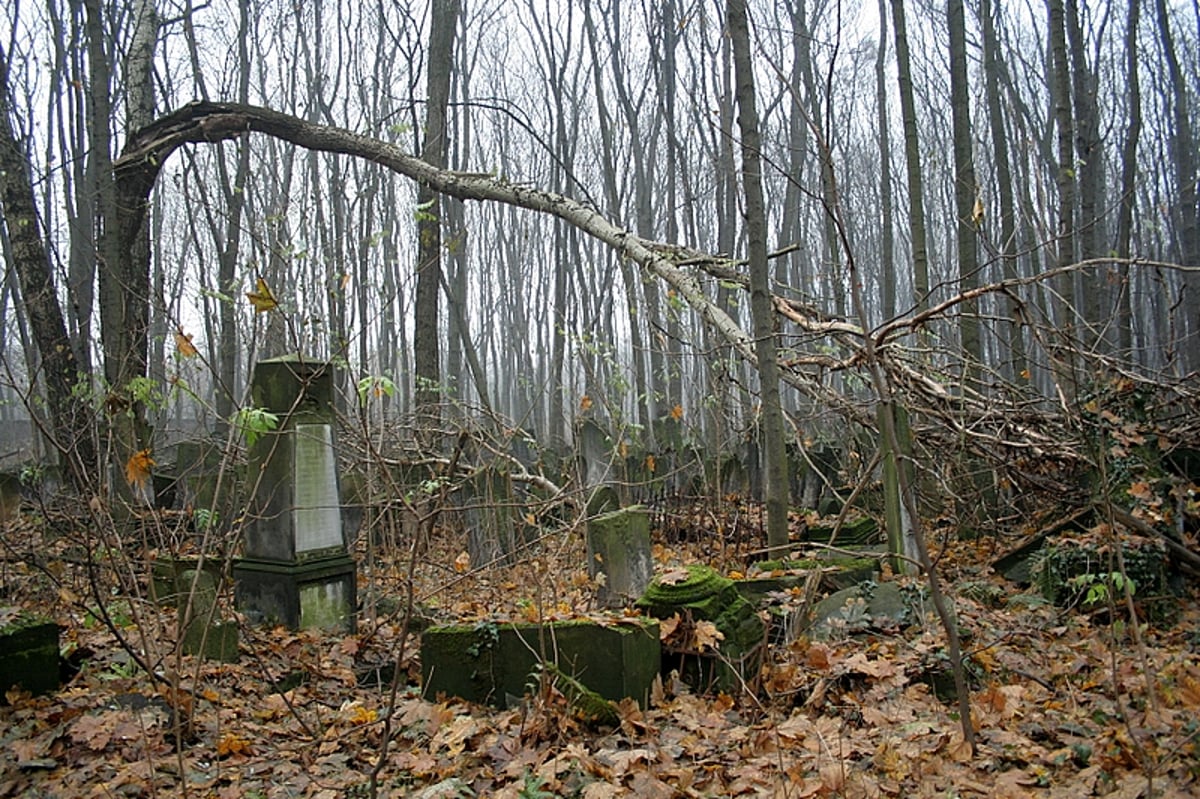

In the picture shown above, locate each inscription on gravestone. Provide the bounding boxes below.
[293,424,343,555]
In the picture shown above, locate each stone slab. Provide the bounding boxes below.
[421,618,660,709]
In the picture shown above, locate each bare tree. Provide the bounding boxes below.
[414,0,462,423]
[728,0,789,553]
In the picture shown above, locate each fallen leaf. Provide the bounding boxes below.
[216,733,253,757]
[692,620,724,651]
[659,568,690,585]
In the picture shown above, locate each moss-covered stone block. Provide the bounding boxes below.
[0,611,59,701]
[806,515,879,546]
[420,618,660,709]
[636,565,764,692]
[179,570,240,663]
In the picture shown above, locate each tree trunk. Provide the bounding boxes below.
[875,0,896,323]
[1065,0,1104,342]
[948,0,981,376]
[0,42,96,489]
[890,0,930,312]
[1048,0,1077,324]
[414,0,461,424]
[1115,0,1142,355]
[728,0,790,554]
[979,0,1027,380]
[1153,0,1200,371]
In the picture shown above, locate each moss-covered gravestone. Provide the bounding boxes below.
[0,610,59,701]
[179,570,239,662]
[421,618,661,709]
[234,355,356,632]
[636,565,764,692]
[587,506,653,607]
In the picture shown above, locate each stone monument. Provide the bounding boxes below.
[234,355,356,632]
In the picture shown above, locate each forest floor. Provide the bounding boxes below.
[1,497,1198,798]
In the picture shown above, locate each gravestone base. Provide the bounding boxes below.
[234,555,356,632]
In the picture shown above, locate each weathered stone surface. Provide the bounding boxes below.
[807,581,940,639]
[0,611,59,701]
[235,356,356,632]
[420,618,660,709]
[151,557,223,607]
[587,506,653,607]
[179,570,239,663]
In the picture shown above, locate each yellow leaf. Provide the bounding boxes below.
[670,403,684,421]
[346,704,377,725]
[645,454,656,473]
[1020,368,1031,380]
[124,448,155,489]
[453,551,470,573]
[173,328,198,358]
[579,394,593,412]
[216,733,252,757]
[972,193,985,227]
[245,277,278,312]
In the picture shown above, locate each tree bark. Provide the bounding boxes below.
[0,42,96,489]
[979,0,1027,380]
[727,0,790,554]
[414,0,461,423]
[948,0,981,376]
[1115,0,1141,356]
[890,0,930,312]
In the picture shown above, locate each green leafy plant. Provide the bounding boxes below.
[231,406,279,448]
[357,375,396,404]
[1068,571,1136,607]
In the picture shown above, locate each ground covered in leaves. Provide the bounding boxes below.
[1,499,1198,798]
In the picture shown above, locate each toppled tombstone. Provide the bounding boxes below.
[0,609,59,701]
[805,514,879,546]
[806,580,939,640]
[586,505,653,607]
[735,556,881,644]
[420,617,660,709]
[179,569,239,663]
[636,565,764,693]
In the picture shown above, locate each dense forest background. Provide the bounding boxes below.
[2,0,1196,484]
[3,2,1200,796]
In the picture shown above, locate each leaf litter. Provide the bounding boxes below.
[0,505,1197,798]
